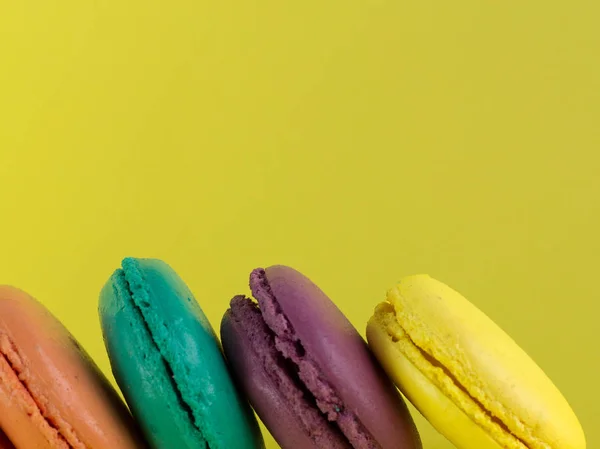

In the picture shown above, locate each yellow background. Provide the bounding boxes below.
[1,1,598,448]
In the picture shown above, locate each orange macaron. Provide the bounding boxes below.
[0,286,147,449]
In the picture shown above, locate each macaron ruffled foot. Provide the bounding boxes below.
[366,274,586,449]
[99,258,265,449]
[0,286,147,449]
[221,265,422,449]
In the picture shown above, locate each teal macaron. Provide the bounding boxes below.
[98,258,264,449]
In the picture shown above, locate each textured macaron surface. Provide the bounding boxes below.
[0,286,146,449]
[367,275,586,449]
[99,258,264,449]
[100,269,206,448]
[222,266,421,449]
[223,297,351,449]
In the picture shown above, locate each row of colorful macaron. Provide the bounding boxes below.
[0,258,585,449]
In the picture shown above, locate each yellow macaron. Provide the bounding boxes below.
[366,275,585,449]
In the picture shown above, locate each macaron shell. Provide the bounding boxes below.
[99,270,207,449]
[0,345,67,448]
[221,308,348,449]
[367,306,504,449]
[101,258,264,449]
[0,285,146,449]
[370,275,586,449]
[261,265,421,449]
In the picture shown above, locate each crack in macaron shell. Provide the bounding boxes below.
[250,268,380,449]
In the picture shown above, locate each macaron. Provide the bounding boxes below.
[220,265,422,449]
[0,285,147,449]
[366,274,586,449]
[98,258,264,449]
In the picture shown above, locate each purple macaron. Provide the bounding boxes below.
[220,266,422,449]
